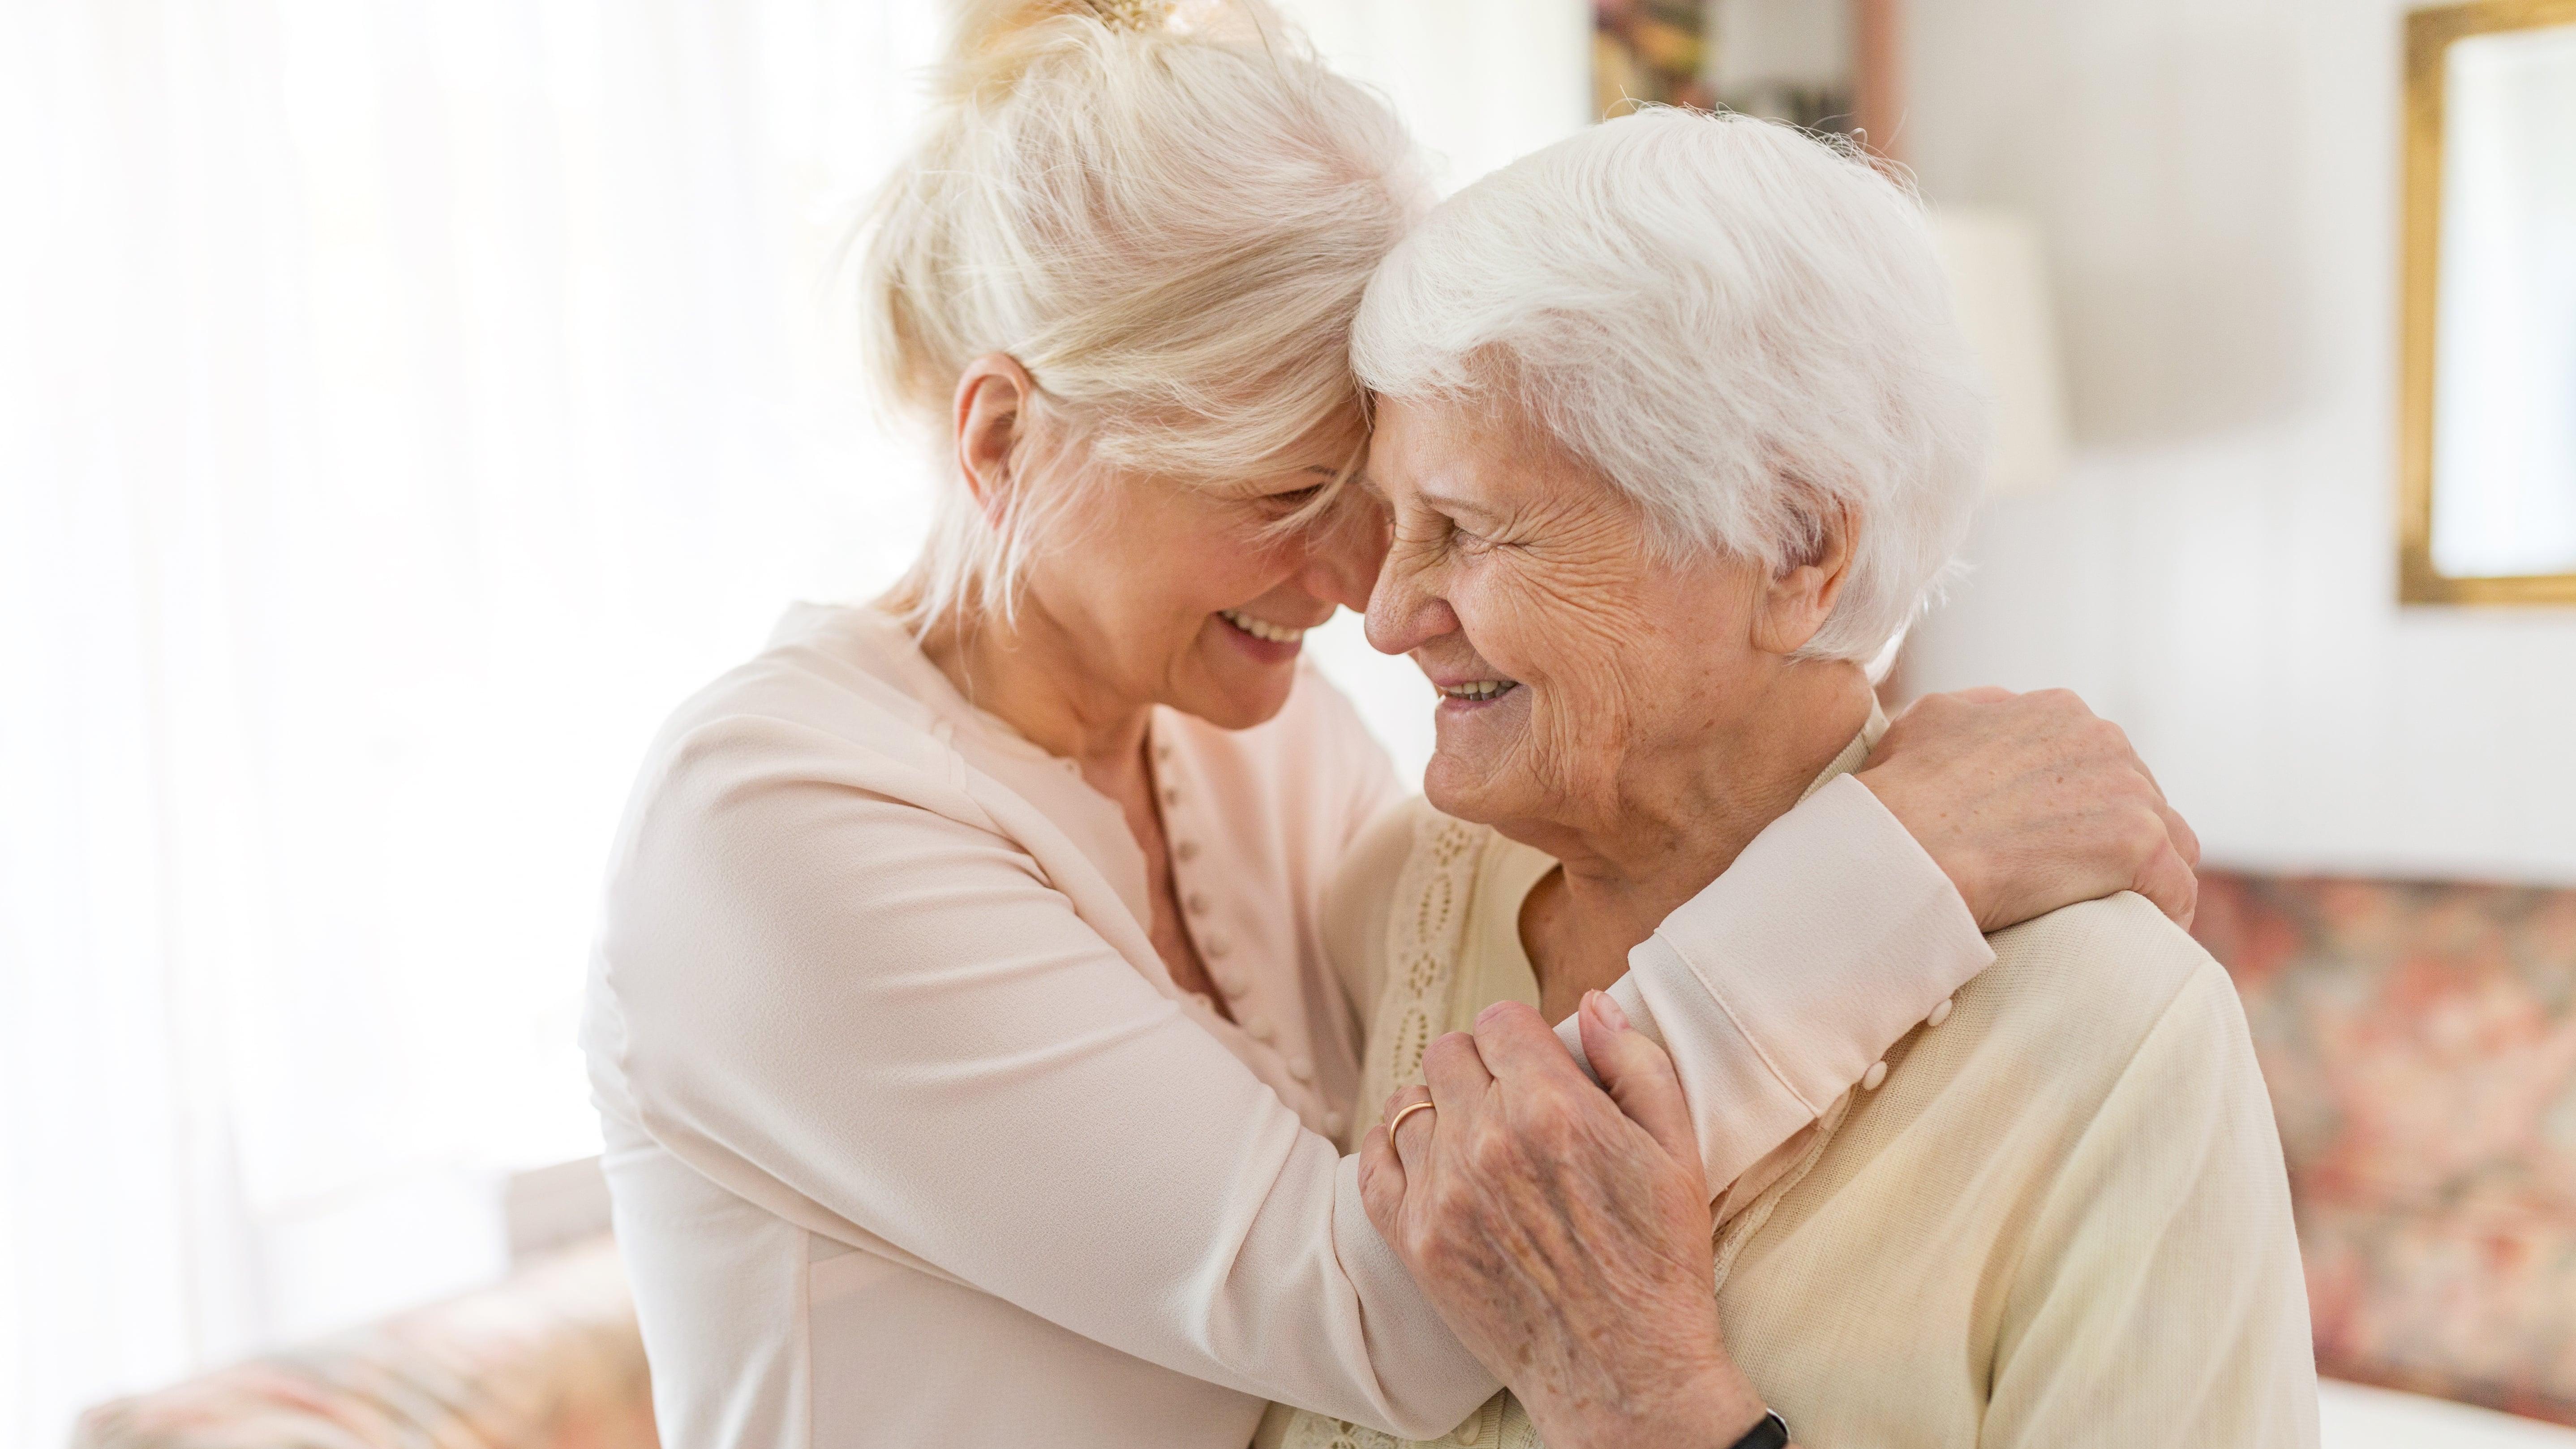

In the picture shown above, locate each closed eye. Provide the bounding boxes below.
[1392,510,1482,557]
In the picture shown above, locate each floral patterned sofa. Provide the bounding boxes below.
[70,1237,654,1449]
[2194,870,2576,1428]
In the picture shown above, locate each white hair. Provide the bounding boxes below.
[859,0,1425,627]
[1351,108,1991,661]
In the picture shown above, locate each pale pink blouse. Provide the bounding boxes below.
[581,603,1991,1449]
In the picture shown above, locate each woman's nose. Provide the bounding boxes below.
[1296,492,1390,613]
[1364,537,1456,658]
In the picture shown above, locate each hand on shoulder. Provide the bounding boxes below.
[1856,688,2201,933]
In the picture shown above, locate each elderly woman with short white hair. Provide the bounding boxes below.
[1258,110,2318,1449]
[584,4,2212,1447]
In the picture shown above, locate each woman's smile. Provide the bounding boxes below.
[1432,673,1521,708]
[1213,606,1311,664]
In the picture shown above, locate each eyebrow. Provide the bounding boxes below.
[1416,481,1502,523]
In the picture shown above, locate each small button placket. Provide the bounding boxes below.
[1154,725,1270,1057]
[1208,929,1262,1041]
[1856,998,1948,1100]
[1194,910,1241,1013]
[1153,722,1215,981]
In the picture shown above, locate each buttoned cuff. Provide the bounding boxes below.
[1553,773,1992,1187]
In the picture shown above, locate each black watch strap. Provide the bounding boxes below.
[1726,1409,1791,1449]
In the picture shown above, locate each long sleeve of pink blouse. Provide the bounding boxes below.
[1556,774,1996,1188]
[581,606,1992,1449]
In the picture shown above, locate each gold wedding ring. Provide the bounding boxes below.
[1388,1100,1436,1139]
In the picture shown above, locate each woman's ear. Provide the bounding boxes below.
[1751,500,1859,657]
[952,353,1038,523]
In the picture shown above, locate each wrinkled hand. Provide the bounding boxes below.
[1858,687,2203,932]
[1357,994,1766,1449]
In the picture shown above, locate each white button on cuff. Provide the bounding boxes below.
[1288,1054,1314,1081]
[1323,1110,1346,1136]
[1927,997,1954,1027]
[1246,1016,1275,1043]
[1861,1061,1889,1091]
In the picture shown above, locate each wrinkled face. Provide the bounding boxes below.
[1021,410,1386,731]
[1364,395,1778,833]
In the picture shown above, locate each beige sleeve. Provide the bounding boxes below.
[1981,959,2321,1449]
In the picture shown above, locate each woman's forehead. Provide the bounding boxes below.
[1373,396,1588,503]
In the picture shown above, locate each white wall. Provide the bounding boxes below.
[1902,0,2576,883]
[1284,0,1592,194]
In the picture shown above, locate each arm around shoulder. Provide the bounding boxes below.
[1561,774,1997,1190]
[599,713,1497,1434]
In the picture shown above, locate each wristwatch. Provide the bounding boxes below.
[1725,1409,1791,1449]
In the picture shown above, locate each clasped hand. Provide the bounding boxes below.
[1356,994,1769,1449]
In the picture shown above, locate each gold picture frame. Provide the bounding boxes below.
[2399,0,2576,605]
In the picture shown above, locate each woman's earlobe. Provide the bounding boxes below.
[1752,564,1835,655]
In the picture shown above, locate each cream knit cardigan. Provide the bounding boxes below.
[1266,725,2320,1449]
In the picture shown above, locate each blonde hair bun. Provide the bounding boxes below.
[863,0,1425,625]
[937,0,1176,104]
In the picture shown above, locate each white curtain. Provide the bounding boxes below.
[0,4,945,1439]
[0,2,1582,1443]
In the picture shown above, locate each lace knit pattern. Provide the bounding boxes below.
[1350,810,1487,1140]
[1277,809,1525,1449]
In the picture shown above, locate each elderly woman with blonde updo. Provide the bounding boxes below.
[580,3,2202,1447]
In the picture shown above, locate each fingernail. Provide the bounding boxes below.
[1589,991,1630,1032]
